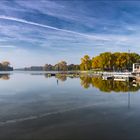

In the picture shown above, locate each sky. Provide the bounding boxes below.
[0,0,140,68]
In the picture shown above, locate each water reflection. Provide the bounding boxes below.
[1,72,140,92]
[0,72,140,140]
[43,74,140,92]
[80,76,140,92]
[55,74,67,81]
[48,74,140,92]
[0,74,10,80]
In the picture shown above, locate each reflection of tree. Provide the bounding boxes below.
[0,74,10,80]
[55,74,67,82]
[44,73,79,80]
[80,76,92,88]
[44,73,51,78]
[80,76,140,92]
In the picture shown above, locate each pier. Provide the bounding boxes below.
[102,72,136,82]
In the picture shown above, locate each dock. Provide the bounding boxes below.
[102,72,136,82]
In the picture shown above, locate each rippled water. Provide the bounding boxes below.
[0,72,140,140]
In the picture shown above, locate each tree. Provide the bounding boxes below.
[85,52,140,71]
[92,56,101,69]
[67,64,80,71]
[2,61,10,67]
[43,64,54,71]
[0,61,13,71]
[80,55,91,70]
[116,53,128,71]
[99,52,112,70]
[112,52,120,71]
[129,53,140,70]
[54,61,67,71]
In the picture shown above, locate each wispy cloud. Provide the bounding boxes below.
[0,15,93,38]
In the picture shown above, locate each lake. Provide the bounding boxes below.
[0,72,140,140]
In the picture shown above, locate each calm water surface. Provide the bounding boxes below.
[0,72,140,140]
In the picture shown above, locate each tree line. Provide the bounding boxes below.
[80,52,140,71]
[44,52,140,71]
[23,61,80,71]
[21,52,140,71]
[44,61,80,71]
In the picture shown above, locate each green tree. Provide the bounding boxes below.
[80,55,91,70]
[92,56,101,69]
[99,52,112,70]
[55,61,67,71]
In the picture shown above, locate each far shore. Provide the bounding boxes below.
[0,70,135,76]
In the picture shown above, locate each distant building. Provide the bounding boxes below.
[133,63,140,73]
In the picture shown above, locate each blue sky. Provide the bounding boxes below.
[0,0,140,67]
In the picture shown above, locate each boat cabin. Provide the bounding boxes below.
[133,63,140,73]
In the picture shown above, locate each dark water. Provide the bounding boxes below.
[0,72,140,140]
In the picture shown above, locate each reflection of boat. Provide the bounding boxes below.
[102,75,113,80]
[132,83,137,87]
[114,75,135,82]
[132,79,137,87]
